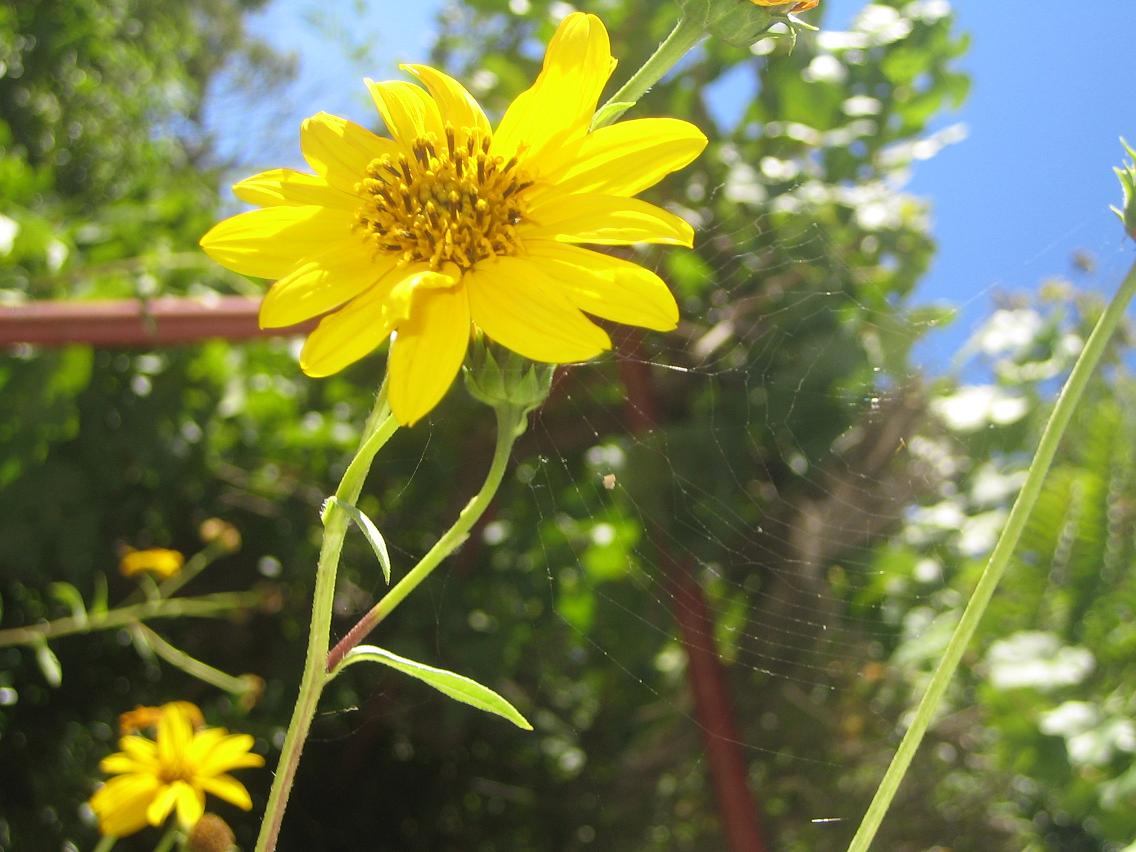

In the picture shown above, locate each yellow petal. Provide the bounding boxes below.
[466,256,611,363]
[200,774,255,810]
[157,706,193,766]
[199,205,357,279]
[173,781,205,828]
[259,249,398,328]
[493,13,614,163]
[198,733,264,776]
[385,265,461,325]
[523,195,694,247]
[388,282,471,426]
[366,79,446,149]
[401,64,491,145]
[145,783,178,826]
[99,754,143,776]
[91,776,160,838]
[524,241,679,331]
[232,168,356,208]
[300,112,399,191]
[535,118,707,199]
[298,267,404,377]
[118,736,158,763]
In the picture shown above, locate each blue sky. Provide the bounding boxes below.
[208,0,1136,371]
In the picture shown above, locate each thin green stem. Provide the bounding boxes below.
[255,389,398,852]
[591,15,706,130]
[134,624,253,696]
[0,592,258,648]
[326,403,525,675]
[847,258,1136,851]
[157,540,225,599]
[92,835,116,852]
[151,824,180,852]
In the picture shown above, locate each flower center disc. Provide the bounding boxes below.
[357,128,532,271]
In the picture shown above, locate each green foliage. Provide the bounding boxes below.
[337,645,533,730]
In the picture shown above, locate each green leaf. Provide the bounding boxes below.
[34,639,62,687]
[49,582,87,624]
[337,645,533,731]
[90,573,109,617]
[328,497,392,584]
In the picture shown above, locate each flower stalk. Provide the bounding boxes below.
[847,256,1136,851]
[0,591,258,648]
[256,389,398,852]
[326,402,527,674]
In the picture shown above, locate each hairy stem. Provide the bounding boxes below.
[591,15,706,130]
[326,403,525,674]
[255,390,398,852]
[847,257,1136,850]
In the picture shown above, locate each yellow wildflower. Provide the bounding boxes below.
[119,701,206,735]
[119,547,184,580]
[751,0,820,11]
[200,13,706,426]
[90,703,264,838]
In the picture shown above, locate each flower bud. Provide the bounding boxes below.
[199,518,242,553]
[1112,138,1136,239]
[463,335,555,421]
[679,0,819,48]
[187,813,236,852]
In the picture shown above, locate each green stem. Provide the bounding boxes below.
[255,390,398,852]
[92,836,116,852]
[591,15,706,130]
[326,403,525,674]
[134,624,253,696]
[157,540,225,599]
[151,824,180,852]
[847,258,1136,851]
[0,591,258,648]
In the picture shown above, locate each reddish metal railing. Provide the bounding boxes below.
[0,297,313,348]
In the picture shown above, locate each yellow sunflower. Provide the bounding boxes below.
[90,702,264,837]
[200,13,706,426]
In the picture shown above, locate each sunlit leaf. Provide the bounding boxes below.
[336,645,533,731]
[34,640,62,688]
[327,496,391,584]
[48,582,87,624]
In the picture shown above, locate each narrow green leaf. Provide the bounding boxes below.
[330,497,392,584]
[90,573,109,617]
[49,582,87,624]
[34,639,62,687]
[338,645,533,731]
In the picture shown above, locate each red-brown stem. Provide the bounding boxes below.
[619,342,769,852]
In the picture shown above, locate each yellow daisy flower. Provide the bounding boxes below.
[119,547,185,580]
[200,13,706,426]
[90,703,264,838]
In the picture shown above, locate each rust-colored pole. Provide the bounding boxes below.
[0,297,312,348]
[620,347,769,852]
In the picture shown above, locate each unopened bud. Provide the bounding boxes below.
[187,813,236,852]
[463,335,555,428]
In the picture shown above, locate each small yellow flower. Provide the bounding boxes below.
[751,0,820,11]
[90,703,264,838]
[119,701,206,735]
[119,547,184,580]
[200,13,706,426]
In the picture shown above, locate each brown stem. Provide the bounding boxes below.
[619,339,769,852]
